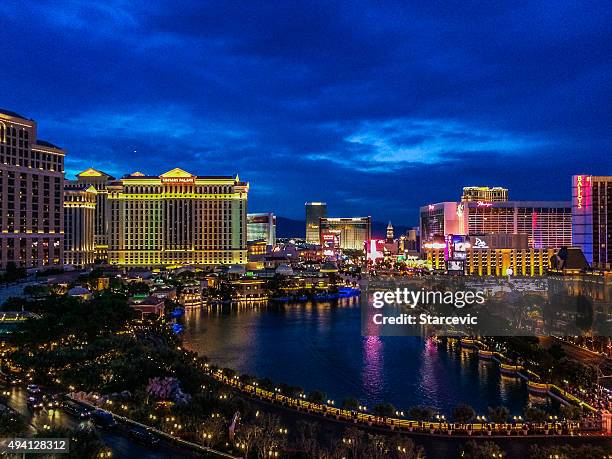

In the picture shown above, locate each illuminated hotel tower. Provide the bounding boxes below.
[63,183,96,267]
[386,221,394,243]
[74,168,115,262]
[107,168,248,267]
[572,174,612,269]
[305,202,327,243]
[0,109,64,270]
[461,186,508,202]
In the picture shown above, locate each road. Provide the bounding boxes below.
[0,385,201,458]
[539,336,612,389]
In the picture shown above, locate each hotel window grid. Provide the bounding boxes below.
[107,169,248,267]
[1,111,64,270]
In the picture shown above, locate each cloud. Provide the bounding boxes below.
[1,0,611,223]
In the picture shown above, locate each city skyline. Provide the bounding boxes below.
[1,1,611,223]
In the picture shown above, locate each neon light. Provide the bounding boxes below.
[476,201,493,207]
[474,238,488,249]
[423,242,446,249]
[161,177,196,185]
[576,175,583,208]
[428,204,435,210]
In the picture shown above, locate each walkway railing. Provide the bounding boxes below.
[206,368,597,437]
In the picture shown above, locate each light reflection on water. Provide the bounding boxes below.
[180,296,556,415]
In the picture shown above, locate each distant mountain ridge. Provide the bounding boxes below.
[275,216,413,239]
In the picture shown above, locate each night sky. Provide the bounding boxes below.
[2,1,611,225]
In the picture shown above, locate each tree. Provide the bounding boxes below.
[487,406,509,423]
[529,444,607,459]
[523,406,547,423]
[0,410,27,437]
[559,404,583,421]
[453,404,476,423]
[334,427,366,458]
[234,422,261,458]
[461,440,505,458]
[548,344,566,361]
[342,396,359,410]
[1,262,27,283]
[307,390,326,404]
[372,403,396,417]
[33,426,106,459]
[388,436,425,459]
[252,414,286,459]
[408,406,433,422]
[265,274,289,298]
[295,421,320,458]
[200,415,225,447]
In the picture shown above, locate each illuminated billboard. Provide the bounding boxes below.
[447,260,464,272]
[365,239,385,262]
[321,231,341,257]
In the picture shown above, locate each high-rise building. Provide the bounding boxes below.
[107,168,248,267]
[247,212,276,247]
[461,186,508,202]
[425,246,555,276]
[0,109,64,270]
[420,202,461,242]
[305,202,327,243]
[74,168,115,262]
[405,227,420,252]
[63,183,96,267]
[319,217,371,250]
[572,175,612,269]
[386,221,394,243]
[420,200,571,250]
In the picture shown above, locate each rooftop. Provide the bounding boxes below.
[0,108,29,119]
[36,139,62,150]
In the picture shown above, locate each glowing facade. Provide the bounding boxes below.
[420,202,461,242]
[63,183,96,267]
[305,202,327,243]
[107,168,248,267]
[425,247,555,276]
[572,175,612,269]
[461,186,509,202]
[319,217,371,250]
[0,109,64,270]
[420,201,571,250]
[247,212,276,246]
[74,168,115,262]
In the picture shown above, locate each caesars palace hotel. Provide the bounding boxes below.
[1,109,249,270]
[107,168,249,267]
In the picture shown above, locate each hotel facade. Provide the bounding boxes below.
[63,183,96,267]
[425,247,556,276]
[572,174,612,270]
[73,168,115,262]
[0,109,64,270]
[107,168,248,267]
[247,212,276,247]
[305,202,327,244]
[461,186,509,203]
[319,217,372,251]
[420,199,572,250]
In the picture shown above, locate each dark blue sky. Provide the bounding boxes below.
[2,1,611,225]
